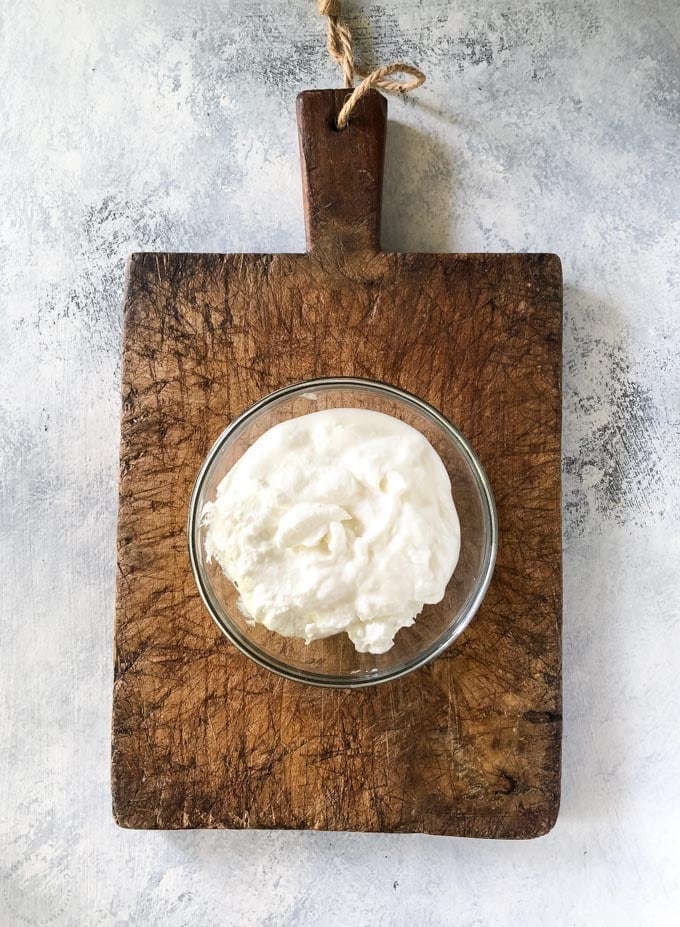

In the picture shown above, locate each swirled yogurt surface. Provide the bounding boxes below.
[201,408,460,654]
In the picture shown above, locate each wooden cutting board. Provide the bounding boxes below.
[112,89,562,838]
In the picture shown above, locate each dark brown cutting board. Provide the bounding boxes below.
[112,89,562,838]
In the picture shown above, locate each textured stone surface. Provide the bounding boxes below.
[0,0,678,923]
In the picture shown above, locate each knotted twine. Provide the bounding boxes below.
[317,0,425,128]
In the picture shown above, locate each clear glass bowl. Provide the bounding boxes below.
[188,378,497,688]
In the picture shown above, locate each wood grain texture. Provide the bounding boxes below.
[112,89,562,838]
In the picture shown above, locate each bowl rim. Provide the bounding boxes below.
[188,376,498,688]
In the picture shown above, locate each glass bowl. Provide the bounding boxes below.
[188,378,497,688]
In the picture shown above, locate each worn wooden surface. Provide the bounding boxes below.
[112,89,562,838]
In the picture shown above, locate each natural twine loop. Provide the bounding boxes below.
[317,0,425,129]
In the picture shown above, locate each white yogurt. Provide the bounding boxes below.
[202,408,460,654]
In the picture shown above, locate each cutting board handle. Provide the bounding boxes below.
[296,89,387,259]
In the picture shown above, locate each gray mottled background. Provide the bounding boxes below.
[1,0,679,924]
